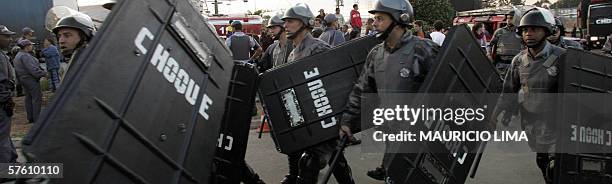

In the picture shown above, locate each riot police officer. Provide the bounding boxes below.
[225,21,263,62]
[278,3,354,184]
[52,11,95,78]
[259,12,293,72]
[490,9,523,78]
[547,17,583,49]
[0,25,17,164]
[338,0,439,182]
[495,8,565,184]
[21,9,96,147]
[318,14,346,47]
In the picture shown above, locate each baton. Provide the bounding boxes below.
[321,135,349,184]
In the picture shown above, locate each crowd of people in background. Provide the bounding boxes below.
[222,3,471,73]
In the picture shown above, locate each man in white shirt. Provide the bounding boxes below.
[335,8,345,27]
[429,20,446,46]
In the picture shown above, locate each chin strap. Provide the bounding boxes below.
[375,22,396,41]
[287,26,305,40]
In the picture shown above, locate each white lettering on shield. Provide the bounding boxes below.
[135,27,213,120]
[303,67,336,129]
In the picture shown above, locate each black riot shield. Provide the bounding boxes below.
[554,49,612,184]
[211,61,260,183]
[22,0,234,183]
[385,25,503,184]
[258,36,381,154]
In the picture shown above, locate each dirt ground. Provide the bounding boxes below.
[10,91,54,138]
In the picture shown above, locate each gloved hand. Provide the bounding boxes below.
[339,125,353,141]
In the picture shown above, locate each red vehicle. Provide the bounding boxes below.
[208,15,263,39]
[453,5,534,43]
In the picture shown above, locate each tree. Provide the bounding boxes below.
[412,0,455,28]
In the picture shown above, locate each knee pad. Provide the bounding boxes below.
[298,152,320,170]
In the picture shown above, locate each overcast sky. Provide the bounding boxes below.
[79,0,558,19]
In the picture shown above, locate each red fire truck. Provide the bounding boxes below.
[453,5,534,43]
[208,15,263,39]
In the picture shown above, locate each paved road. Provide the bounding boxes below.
[245,120,546,184]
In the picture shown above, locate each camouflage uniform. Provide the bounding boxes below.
[0,50,16,163]
[340,30,439,183]
[497,42,566,183]
[490,26,523,77]
[284,32,356,184]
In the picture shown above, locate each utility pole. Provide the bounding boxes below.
[213,0,220,16]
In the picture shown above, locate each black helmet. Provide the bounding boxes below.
[267,13,284,28]
[282,3,315,27]
[507,10,516,16]
[231,20,243,30]
[52,13,95,40]
[505,7,522,27]
[368,0,414,25]
[102,0,116,10]
[554,17,564,33]
[323,13,338,24]
[0,25,15,35]
[517,7,555,37]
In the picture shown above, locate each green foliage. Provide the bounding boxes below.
[412,0,455,28]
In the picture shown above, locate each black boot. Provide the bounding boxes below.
[330,152,355,184]
[367,165,386,181]
[296,152,321,184]
[280,175,297,184]
[282,152,302,184]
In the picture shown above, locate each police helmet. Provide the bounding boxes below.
[267,13,284,28]
[554,17,564,34]
[368,0,414,25]
[517,7,556,36]
[52,12,95,40]
[282,3,315,27]
[323,13,338,24]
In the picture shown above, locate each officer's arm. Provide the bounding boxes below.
[340,47,378,132]
[415,40,440,77]
[489,30,501,59]
[494,56,521,117]
[24,55,46,79]
[310,42,331,56]
[259,45,274,72]
[250,37,263,60]
[0,59,11,103]
[225,36,231,47]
